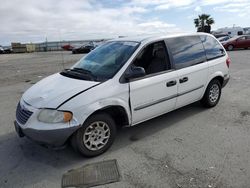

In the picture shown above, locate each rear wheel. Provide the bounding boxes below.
[201,79,222,108]
[71,113,116,157]
[227,45,234,51]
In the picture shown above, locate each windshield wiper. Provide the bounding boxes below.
[71,68,97,80]
[72,67,92,74]
[61,68,97,81]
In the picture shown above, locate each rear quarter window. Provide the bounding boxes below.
[166,36,206,69]
[200,35,225,60]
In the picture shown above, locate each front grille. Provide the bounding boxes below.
[16,102,33,125]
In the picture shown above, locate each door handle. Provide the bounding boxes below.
[179,77,188,83]
[166,80,177,87]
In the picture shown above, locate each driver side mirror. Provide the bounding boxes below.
[124,66,146,80]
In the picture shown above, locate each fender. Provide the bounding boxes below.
[60,97,131,127]
[201,71,224,97]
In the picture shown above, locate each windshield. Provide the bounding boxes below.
[72,41,139,81]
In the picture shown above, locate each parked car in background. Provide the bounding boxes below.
[3,46,13,53]
[0,46,4,54]
[14,33,230,157]
[218,36,231,45]
[72,44,95,54]
[223,35,250,50]
[213,33,230,39]
[61,44,74,51]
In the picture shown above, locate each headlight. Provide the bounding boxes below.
[38,109,73,123]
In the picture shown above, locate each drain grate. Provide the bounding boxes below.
[62,159,120,188]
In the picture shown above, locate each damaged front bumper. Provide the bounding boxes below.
[14,120,79,147]
[14,99,81,147]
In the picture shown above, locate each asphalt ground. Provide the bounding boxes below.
[0,50,249,188]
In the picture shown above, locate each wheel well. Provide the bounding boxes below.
[66,105,129,145]
[93,106,129,128]
[211,76,223,86]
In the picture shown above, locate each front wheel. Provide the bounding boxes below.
[227,45,234,51]
[71,113,116,157]
[201,79,222,108]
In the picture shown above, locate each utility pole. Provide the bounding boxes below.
[45,37,48,52]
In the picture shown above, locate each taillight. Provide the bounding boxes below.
[226,57,231,68]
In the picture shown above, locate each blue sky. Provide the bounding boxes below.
[0,0,250,45]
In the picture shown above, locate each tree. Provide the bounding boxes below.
[194,14,215,33]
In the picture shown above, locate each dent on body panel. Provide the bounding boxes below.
[74,98,131,125]
[208,71,224,84]
[208,63,215,75]
[98,98,131,116]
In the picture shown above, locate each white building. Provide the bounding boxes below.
[213,27,245,37]
[243,27,250,34]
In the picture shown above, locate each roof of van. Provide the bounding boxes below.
[110,32,212,43]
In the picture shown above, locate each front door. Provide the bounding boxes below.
[130,71,178,124]
[236,36,248,48]
[128,41,178,124]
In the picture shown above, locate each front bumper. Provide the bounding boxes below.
[14,120,79,147]
[15,99,81,147]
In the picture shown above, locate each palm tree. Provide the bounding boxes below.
[194,18,200,28]
[194,14,215,33]
[206,17,215,26]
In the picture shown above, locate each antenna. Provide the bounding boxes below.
[58,30,65,70]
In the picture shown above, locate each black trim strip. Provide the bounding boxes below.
[178,85,204,97]
[134,94,177,111]
[56,83,102,109]
[134,85,204,111]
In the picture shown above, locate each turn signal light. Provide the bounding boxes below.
[64,112,73,122]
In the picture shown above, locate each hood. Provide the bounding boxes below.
[22,73,99,109]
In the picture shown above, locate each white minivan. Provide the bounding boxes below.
[15,33,230,157]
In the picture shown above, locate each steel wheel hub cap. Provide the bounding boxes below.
[83,121,110,151]
[209,84,219,103]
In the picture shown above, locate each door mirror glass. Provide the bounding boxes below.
[125,66,146,80]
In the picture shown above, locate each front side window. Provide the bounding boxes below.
[166,36,206,69]
[71,41,139,80]
[200,35,225,60]
[132,41,171,75]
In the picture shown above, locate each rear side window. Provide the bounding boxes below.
[200,35,225,60]
[237,36,246,41]
[166,36,206,69]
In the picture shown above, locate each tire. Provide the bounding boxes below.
[71,113,116,157]
[227,45,234,51]
[201,79,222,108]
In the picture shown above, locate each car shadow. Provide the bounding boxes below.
[0,102,208,187]
[111,102,207,151]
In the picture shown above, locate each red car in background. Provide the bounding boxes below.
[61,44,74,51]
[223,35,250,51]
